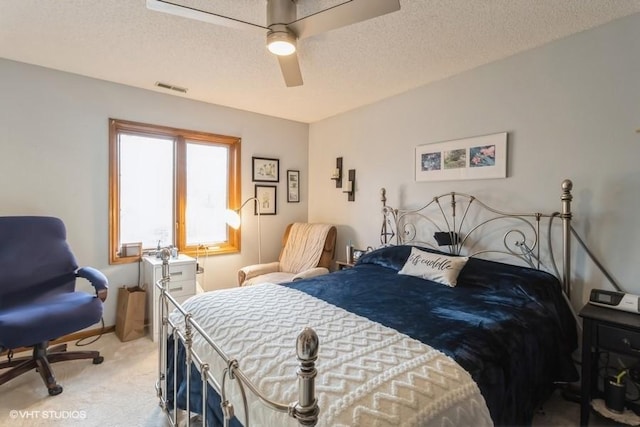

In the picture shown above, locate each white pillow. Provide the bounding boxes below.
[398,247,469,287]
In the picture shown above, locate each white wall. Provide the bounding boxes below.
[0,59,309,327]
[308,13,640,313]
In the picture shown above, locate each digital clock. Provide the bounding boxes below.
[589,289,640,313]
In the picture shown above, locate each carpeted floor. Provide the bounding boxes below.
[0,332,622,426]
[0,332,164,427]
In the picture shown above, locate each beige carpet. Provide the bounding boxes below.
[0,332,620,426]
[0,333,165,427]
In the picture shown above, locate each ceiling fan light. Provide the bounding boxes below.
[267,31,296,56]
[268,41,296,56]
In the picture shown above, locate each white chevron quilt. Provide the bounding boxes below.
[170,283,493,427]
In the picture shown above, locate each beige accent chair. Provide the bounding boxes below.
[238,223,337,286]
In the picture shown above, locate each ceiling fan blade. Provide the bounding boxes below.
[288,0,400,39]
[146,0,267,34]
[277,54,303,87]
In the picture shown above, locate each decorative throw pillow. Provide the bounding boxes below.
[398,247,469,287]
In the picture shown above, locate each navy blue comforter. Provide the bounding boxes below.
[288,246,579,425]
[170,245,578,426]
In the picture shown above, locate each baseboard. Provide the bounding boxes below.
[50,325,115,346]
[0,325,115,356]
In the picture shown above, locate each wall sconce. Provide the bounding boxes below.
[342,169,355,202]
[330,157,343,188]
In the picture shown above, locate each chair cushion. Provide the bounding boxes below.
[243,272,296,286]
[0,292,103,349]
[279,223,334,274]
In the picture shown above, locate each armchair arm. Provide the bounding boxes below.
[292,267,330,281]
[76,267,109,302]
[238,262,280,285]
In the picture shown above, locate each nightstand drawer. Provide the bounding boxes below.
[166,279,195,298]
[153,263,196,282]
[598,323,640,355]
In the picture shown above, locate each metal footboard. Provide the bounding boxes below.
[155,249,319,427]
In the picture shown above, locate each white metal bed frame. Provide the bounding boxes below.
[380,179,575,299]
[155,254,320,427]
[154,179,578,427]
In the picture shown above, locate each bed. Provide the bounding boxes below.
[155,179,579,427]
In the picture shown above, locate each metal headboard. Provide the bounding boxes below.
[380,179,574,299]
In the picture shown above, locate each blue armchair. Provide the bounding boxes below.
[0,216,108,396]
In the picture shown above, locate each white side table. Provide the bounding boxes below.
[143,254,196,342]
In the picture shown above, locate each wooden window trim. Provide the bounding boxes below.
[109,119,241,264]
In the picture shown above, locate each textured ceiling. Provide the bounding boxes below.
[1,1,639,123]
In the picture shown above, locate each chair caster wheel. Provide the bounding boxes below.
[93,356,104,364]
[48,385,63,396]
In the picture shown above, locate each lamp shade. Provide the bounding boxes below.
[225,209,241,229]
[225,197,262,264]
[267,31,296,56]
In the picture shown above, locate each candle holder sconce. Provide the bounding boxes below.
[330,157,343,188]
[343,169,355,202]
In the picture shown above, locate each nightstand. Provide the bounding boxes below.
[143,254,196,342]
[579,303,640,425]
[335,260,354,270]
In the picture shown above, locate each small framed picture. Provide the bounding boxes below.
[352,248,366,262]
[252,157,279,182]
[255,185,277,215]
[287,170,300,203]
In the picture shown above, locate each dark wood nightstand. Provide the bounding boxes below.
[579,303,640,426]
[335,260,354,270]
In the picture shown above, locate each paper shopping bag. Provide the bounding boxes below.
[115,286,146,342]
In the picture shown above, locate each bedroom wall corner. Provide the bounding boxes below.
[0,58,310,327]
[307,13,640,313]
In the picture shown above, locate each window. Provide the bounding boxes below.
[109,119,241,264]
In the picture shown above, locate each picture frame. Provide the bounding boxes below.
[352,248,366,262]
[254,185,277,215]
[415,132,507,182]
[287,170,300,203]
[252,156,279,182]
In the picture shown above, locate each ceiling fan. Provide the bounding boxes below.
[146,0,401,87]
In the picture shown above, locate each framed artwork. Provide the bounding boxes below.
[352,248,366,262]
[415,132,508,182]
[287,170,300,203]
[255,185,277,215]
[252,157,279,182]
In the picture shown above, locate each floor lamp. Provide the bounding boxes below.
[225,197,262,264]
